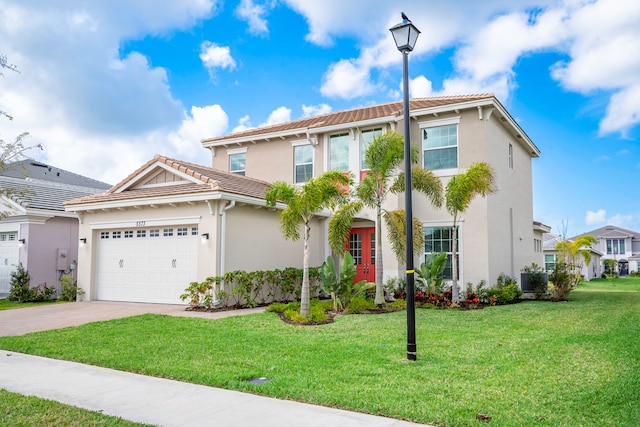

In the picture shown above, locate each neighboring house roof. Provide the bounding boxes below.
[3,159,111,190]
[65,155,272,208]
[202,94,540,157]
[573,225,640,240]
[1,160,111,212]
[543,232,604,256]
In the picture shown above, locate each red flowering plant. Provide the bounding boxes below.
[465,291,481,309]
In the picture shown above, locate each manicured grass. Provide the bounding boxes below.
[0,389,152,426]
[1,281,638,427]
[0,299,63,311]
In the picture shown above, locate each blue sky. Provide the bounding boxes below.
[1,0,638,235]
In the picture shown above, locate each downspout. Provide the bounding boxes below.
[219,200,236,291]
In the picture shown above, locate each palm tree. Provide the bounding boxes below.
[445,162,497,302]
[556,234,596,285]
[329,131,443,305]
[266,170,350,317]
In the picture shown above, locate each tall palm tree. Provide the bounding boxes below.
[329,131,443,305]
[445,162,497,302]
[266,170,350,317]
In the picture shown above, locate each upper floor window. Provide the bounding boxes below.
[360,128,382,170]
[229,152,246,176]
[606,239,626,254]
[423,124,458,170]
[330,133,350,171]
[294,144,313,183]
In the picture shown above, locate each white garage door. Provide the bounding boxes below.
[96,226,199,304]
[0,232,19,294]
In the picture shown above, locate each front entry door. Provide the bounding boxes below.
[348,227,376,283]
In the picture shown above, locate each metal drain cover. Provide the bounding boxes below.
[247,377,272,385]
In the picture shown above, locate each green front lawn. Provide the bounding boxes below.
[0,299,63,311]
[1,280,638,427]
[0,389,152,426]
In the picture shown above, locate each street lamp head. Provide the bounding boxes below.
[389,13,420,52]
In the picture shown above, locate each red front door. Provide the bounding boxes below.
[348,227,376,283]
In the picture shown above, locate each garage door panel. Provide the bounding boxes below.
[96,227,198,304]
[0,233,19,293]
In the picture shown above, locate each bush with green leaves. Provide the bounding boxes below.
[267,299,332,324]
[485,273,522,305]
[8,264,31,302]
[58,275,84,302]
[320,252,375,311]
[549,261,574,301]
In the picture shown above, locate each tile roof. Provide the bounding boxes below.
[65,155,272,207]
[202,94,495,144]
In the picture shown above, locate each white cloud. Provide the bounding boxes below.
[168,105,229,158]
[262,106,291,126]
[321,59,379,99]
[409,76,434,98]
[232,115,253,133]
[0,1,217,184]
[200,41,236,73]
[585,209,607,226]
[302,103,332,118]
[598,83,640,136]
[609,214,634,228]
[235,0,272,35]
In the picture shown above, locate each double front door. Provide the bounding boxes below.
[348,227,375,284]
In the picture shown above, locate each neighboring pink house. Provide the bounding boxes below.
[0,160,110,296]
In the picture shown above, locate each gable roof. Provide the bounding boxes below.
[64,155,272,208]
[202,94,540,157]
[573,225,640,240]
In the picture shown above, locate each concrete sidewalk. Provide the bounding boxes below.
[0,352,429,427]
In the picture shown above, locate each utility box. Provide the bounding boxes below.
[56,248,68,271]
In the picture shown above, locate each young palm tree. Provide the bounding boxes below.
[266,171,350,317]
[445,162,497,302]
[555,234,596,285]
[329,131,443,305]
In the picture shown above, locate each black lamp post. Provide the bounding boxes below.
[389,13,420,361]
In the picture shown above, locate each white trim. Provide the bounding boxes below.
[114,162,203,193]
[291,140,311,147]
[227,147,248,155]
[418,116,461,129]
[90,216,202,230]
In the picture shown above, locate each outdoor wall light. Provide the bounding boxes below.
[201,233,209,241]
[18,238,25,247]
[79,238,87,245]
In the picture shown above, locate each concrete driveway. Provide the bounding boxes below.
[0,301,266,337]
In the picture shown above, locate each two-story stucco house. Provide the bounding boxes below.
[574,225,640,275]
[202,94,542,290]
[65,94,542,305]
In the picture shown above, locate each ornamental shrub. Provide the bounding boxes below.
[485,273,522,305]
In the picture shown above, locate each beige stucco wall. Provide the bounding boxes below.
[223,204,327,272]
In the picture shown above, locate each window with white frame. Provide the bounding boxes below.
[360,128,382,170]
[422,122,458,171]
[229,152,246,175]
[424,226,459,280]
[545,254,556,272]
[330,133,350,171]
[606,239,626,254]
[294,144,313,183]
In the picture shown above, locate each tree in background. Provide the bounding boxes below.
[445,162,497,302]
[1,53,42,218]
[555,234,597,287]
[266,171,350,318]
[329,131,443,305]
